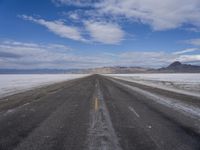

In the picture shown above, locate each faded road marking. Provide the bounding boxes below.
[128,106,140,118]
[87,80,122,150]
[94,97,99,112]
[112,79,200,120]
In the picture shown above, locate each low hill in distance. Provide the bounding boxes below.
[0,61,200,74]
[77,66,149,74]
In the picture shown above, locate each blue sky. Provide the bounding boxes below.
[0,0,200,69]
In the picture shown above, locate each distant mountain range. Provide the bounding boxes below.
[78,61,200,73]
[0,61,200,74]
[157,61,200,73]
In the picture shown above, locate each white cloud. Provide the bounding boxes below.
[2,40,71,51]
[1,40,200,69]
[173,48,199,55]
[111,50,200,67]
[117,51,176,67]
[185,38,200,46]
[0,40,75,69]
[177,55,200,63]
[0,40,71,60]
[52,0,200,31]
[95,0,200,31]
[85,21,125,44]
[69,13,79,20]
[185,27,200,33]
[0,40,115,69]
[52,0,95,7]
[20,15,85,42]
[62,11,81,20]
[20,15,125,44]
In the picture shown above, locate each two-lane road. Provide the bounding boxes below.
[0,75,199,150]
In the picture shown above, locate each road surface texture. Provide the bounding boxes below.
[0,75,199,150]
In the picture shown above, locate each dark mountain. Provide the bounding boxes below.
[158,61,200,73]
[168,61,182,68]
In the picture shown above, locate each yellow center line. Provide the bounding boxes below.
[95,97,99,112]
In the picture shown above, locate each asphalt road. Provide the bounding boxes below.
[0,75,199,150]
